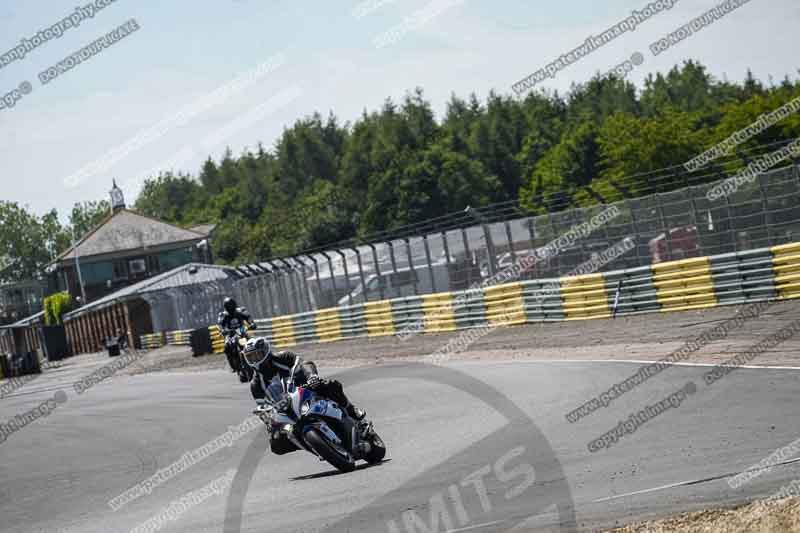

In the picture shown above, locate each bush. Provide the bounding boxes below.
[43,292,74,326]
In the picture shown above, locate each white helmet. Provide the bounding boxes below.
[242,337,272,368]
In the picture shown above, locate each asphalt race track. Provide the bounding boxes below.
[2,306,800,532]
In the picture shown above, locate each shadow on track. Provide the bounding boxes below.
[290,459,392,481]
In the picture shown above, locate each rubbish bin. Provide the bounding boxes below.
[190,327,212,357]
[10,352,41,377]
[0,353,9,378]
[106,338,121,357]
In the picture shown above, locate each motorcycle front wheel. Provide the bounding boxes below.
[305,428,356,473]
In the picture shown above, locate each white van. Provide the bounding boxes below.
[337,263,451,305]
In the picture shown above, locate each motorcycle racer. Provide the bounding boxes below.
[242,337,366,455]
[218,297,256,382]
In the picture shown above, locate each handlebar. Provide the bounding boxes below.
[223,323,256,337]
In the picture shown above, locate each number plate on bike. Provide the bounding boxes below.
[309,400,328,415]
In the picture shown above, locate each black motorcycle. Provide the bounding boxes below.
[254,368,386,473]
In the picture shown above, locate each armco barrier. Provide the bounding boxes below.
[421,293,457,333]
[209,325,225,354]
[710,248,776,305]
[559,274,611,321]
[165,329,193,346]
[772,242,800,299]
[139,332,165,350]
[159,243,800,350]
[652,256,717,312]
[603,267,660,315]
[315,307,342,343]
[485,283,526,326]
[521,280,564,321]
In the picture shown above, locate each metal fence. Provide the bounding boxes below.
[0,281,46,326]
[140,163,800,327]
[143,278,240,332]
[216,164,800,319]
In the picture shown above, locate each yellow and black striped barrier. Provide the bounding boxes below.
[209,325,225,354]
[152,242,800,349]
[165,329,193,346]
[139,332,165,350]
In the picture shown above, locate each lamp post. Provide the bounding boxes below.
[72,227,87,305]
[464,206,496,277]
[196,239,211,264]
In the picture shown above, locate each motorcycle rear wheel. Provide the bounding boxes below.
[305,428,356,473]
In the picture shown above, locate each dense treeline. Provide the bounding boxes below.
[133,61,800,265]
[3,61,800,282]
[0,200,109,283]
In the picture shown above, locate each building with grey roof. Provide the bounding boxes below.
[49,182,215,305]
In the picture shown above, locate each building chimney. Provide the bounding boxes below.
[110,179,126,213]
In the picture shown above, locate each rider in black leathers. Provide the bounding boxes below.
[218,297,256,382]
[242,337,365,455]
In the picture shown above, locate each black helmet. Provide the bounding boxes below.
[223,297,237,314]
[242,337,272,368]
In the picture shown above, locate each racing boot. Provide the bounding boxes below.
[346,403,366,421]
[320,378,366,421]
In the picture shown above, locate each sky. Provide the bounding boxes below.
[0,0,797,220]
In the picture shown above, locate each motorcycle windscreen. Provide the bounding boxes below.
[264,376,286,404]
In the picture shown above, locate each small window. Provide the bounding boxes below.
[147,255,160,274]
[113,260,129,280]
[129,259,147,277]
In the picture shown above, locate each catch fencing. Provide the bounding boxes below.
[219,164,800,321]
[130,162,800,338]
[188,241,798,351]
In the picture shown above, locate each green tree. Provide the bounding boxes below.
[0,202,68,282]
[520,121,600,213]
[112,60,798,266]
[43,291,74,325]
[134,173,205,224]
[69,199,111,238]
[596,108,704,196]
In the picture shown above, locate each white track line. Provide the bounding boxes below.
[448,359,800,371]
[593,457,800,503]
[446,520,506,532]
[592,479,700,503]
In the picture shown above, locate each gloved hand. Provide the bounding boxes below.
[306,374,325,391]
[273,397,290,413]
